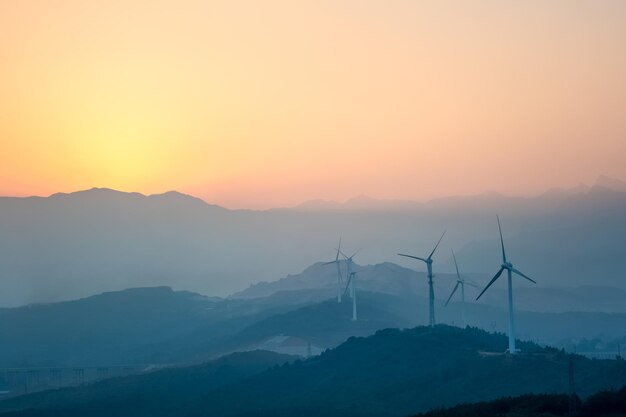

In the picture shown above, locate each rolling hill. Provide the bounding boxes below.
[0,326,625,417]
[1,284,625,370]
[0,286,314,367]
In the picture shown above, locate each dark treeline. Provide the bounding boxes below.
[412,385,626,417]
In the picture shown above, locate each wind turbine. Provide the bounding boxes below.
[445,249,477,328]
[476,216,536,354]
[340,249,360,321]
[323,238,344,303]
[398,231,446,327]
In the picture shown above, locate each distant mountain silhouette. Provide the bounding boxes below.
[291,194,419,211]
[290,175,626,211]
[1,183,626,306]
[1,326,624,417]
[594,175,626,192]
[44,188,217,209]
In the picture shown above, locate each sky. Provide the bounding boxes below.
[1,1,625,209]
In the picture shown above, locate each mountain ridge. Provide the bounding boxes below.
[3,173,626,211]
[1,177,626,306]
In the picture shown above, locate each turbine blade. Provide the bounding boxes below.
[428,231,446,260]
[350,249,361,259]
[512,268,536,284]
[445,282,460,307]
[343,274,353,297]
[476,267,505,300]
[464,281,479,288]
[335,237,342,261]
[497,215,507,263]
[398,253,427,262]
[452,249,461,280]
[322,260,336,266]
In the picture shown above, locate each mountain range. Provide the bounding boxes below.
[1,176,625,307]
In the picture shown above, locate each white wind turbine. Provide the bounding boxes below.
[444,249,477,328]
[340,249,360,321]
[476,216,536,354]
[323,238,344,303]
[398,231,446,327]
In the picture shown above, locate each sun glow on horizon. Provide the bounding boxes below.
[1,1,625,209]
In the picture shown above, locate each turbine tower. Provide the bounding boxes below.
[323,238,344,303]
[444,249,477,328]
[476,216,536,354]
[340,250,360,321]
[398,231,446,327]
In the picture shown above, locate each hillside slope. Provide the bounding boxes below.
[2,285,625,369]
[1,326,625,417]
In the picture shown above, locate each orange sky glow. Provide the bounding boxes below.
[1,1,625,208]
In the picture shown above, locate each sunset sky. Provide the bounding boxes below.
[1,1,625,209]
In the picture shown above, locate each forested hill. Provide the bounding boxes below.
[1,326,625,417]
[411,386,626,417]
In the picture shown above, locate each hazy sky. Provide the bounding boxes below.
[1,1,625,208]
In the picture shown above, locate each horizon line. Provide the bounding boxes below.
[0,175,624,211]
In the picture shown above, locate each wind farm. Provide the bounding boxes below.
[1,1,625,416]
[0,190,624,417]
